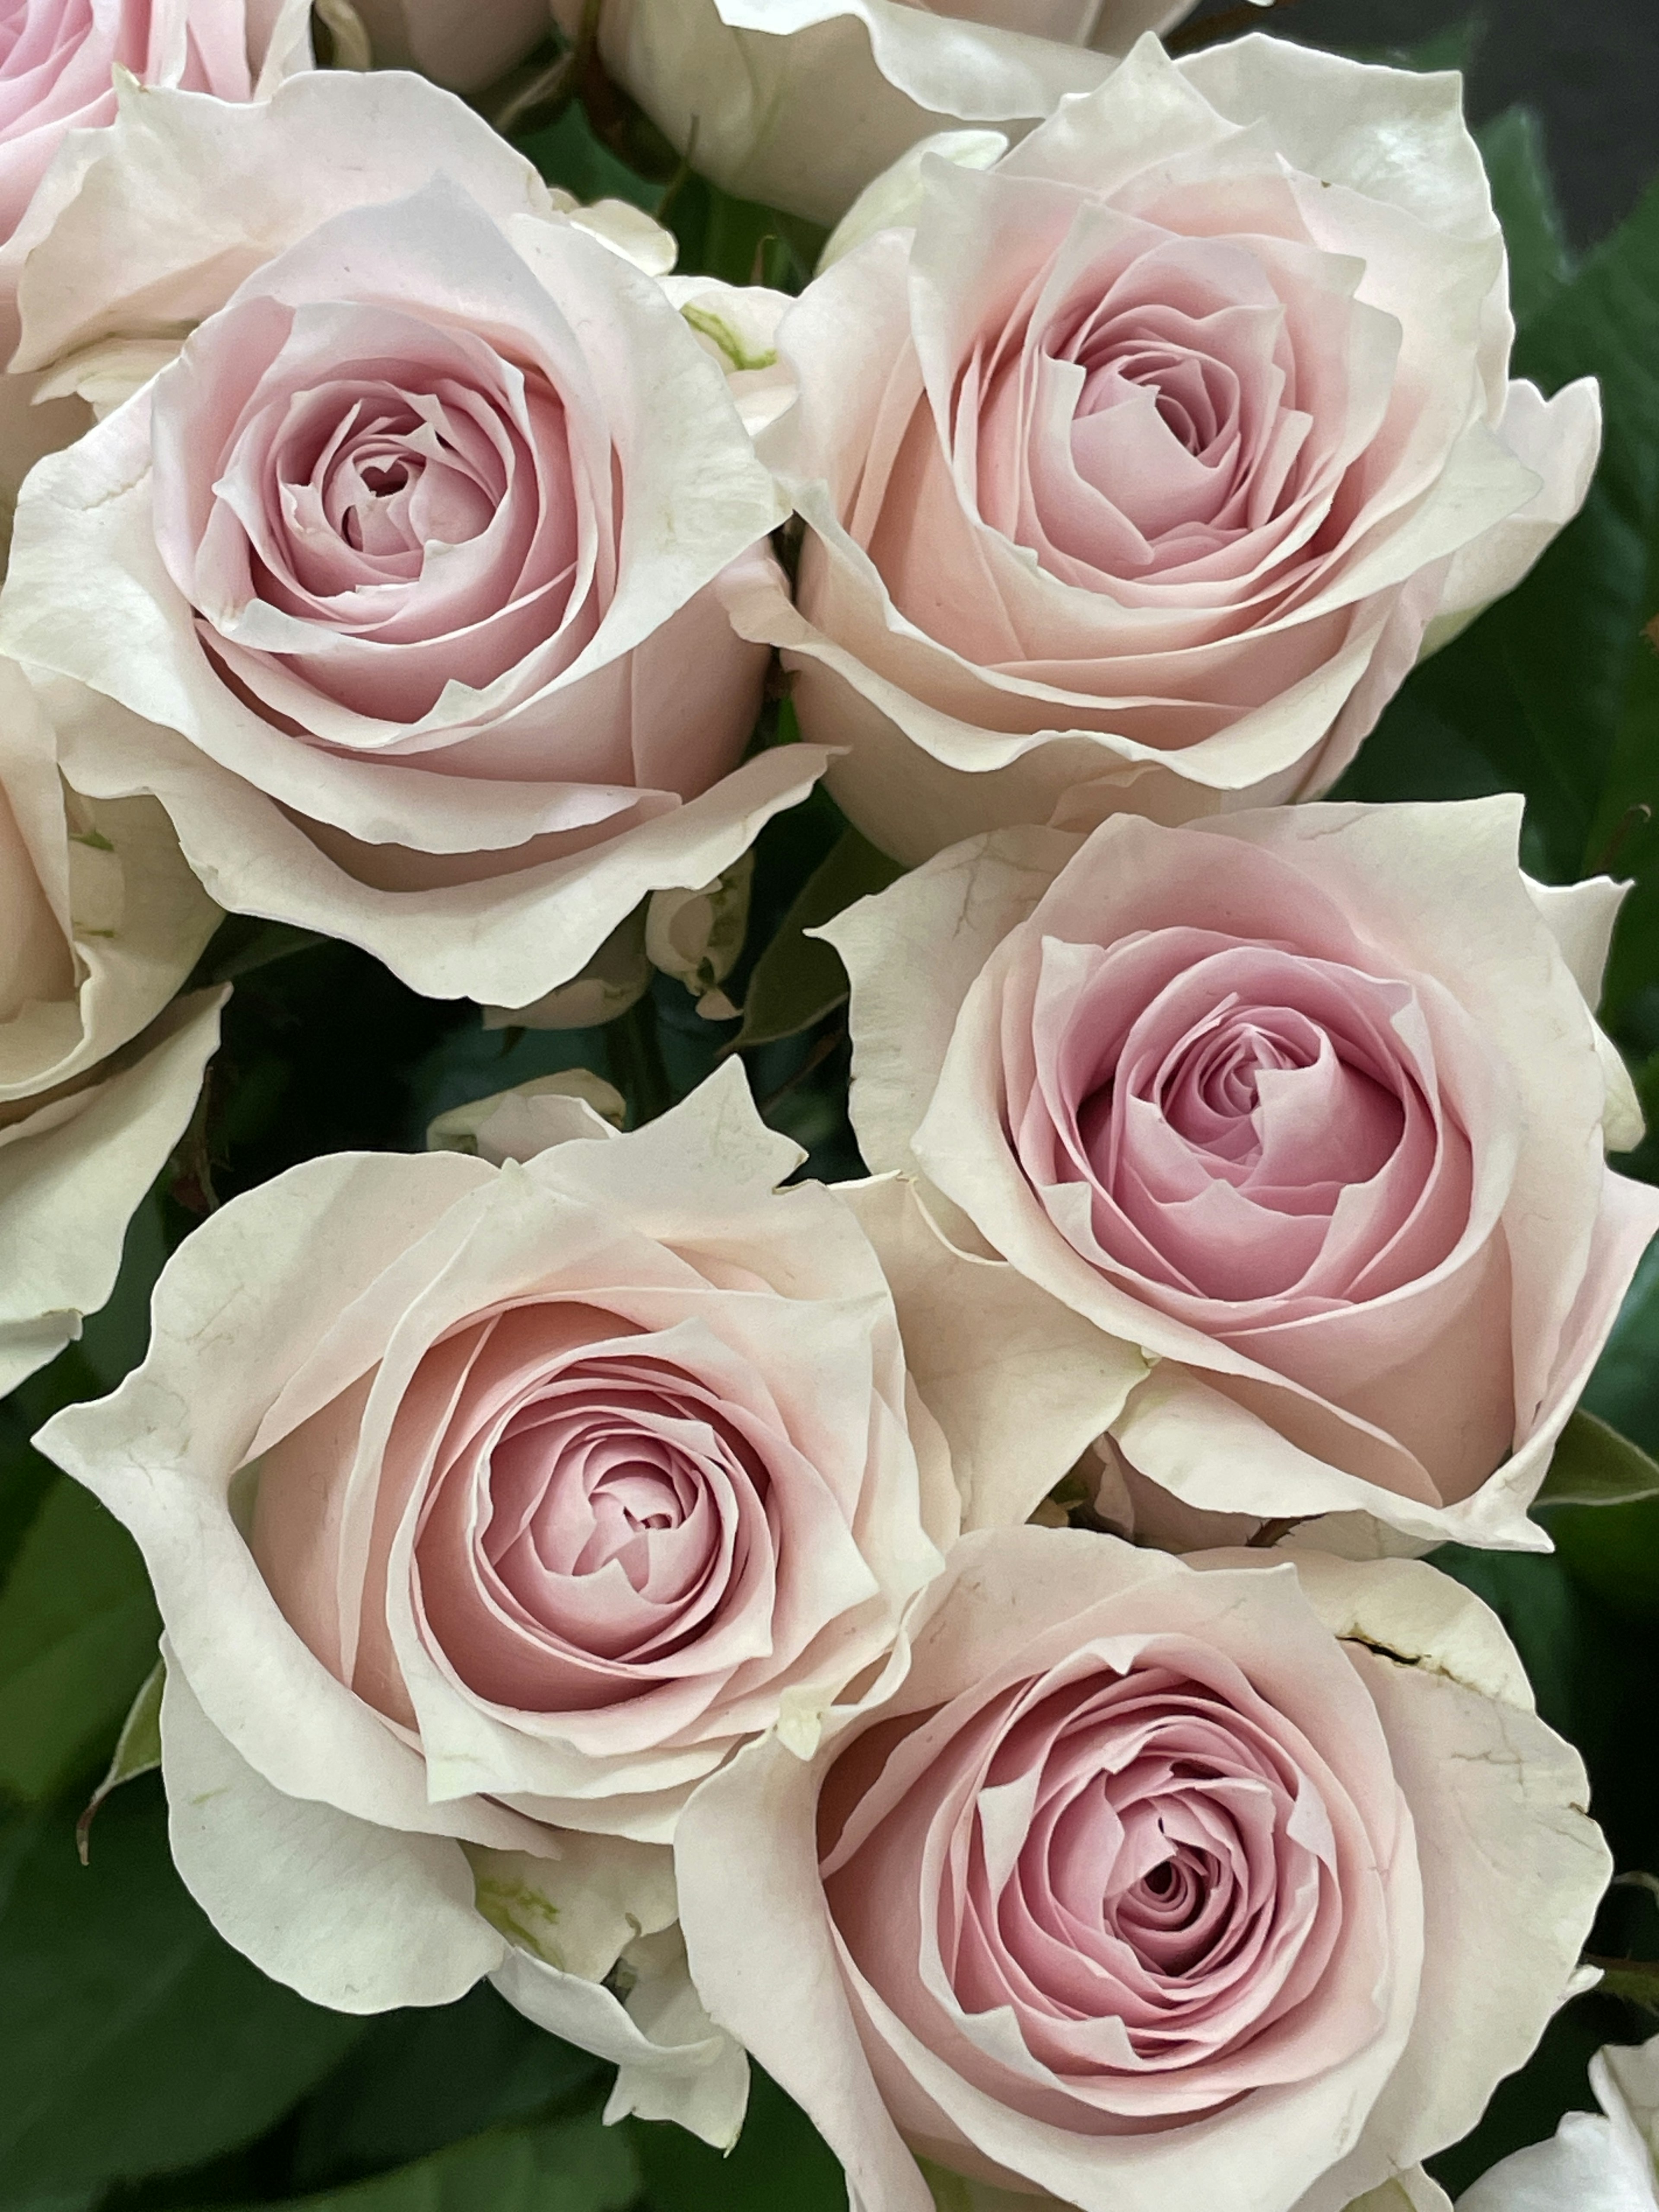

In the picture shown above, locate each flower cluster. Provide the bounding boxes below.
[1,1,1650,2208]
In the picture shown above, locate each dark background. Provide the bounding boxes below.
[1186,0,1659,247]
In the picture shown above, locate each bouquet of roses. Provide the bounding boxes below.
[3,0,1659,2208]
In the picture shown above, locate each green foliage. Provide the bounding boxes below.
[261,2113,637,2212]
[1478,106,1573,324]
[76,1661,162,1862]
[1535,1408,1659,1507]
[0,1785,363,2201]
[4,32,1659,2212]
[514,102,661,213]
[628,2072,844,2212]
[0,1475,158,1808]
[286,1989,604,2193]
[736,826,904,1048]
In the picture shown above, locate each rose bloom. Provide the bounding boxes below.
[736,35,1601,865]
[677,1527,1609,2212]
[0,0,311,529]
[36,1067,1124,2126]
[0,655,220,1392]
[0,72,824,1008]
[821,799,1659,1551]
[1457,2032,1659,2212]
[549,0,1192,226]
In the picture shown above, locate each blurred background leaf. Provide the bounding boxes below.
[0,1786,364,2204]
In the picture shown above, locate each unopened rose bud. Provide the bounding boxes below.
[426,1070,628,1163]
[645,851,753,1021]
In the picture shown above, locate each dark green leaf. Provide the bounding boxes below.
[0,1478,159,1807]
[1513,171,1659,1003]
[736,828,904,1049]
[515,102,659,211]
[657,171,826,291]
[0,1784,362,2198]
[0,1414,54,1601]
[1427,1545,1613,1756]
[1479,106,1573,326]
[288,1985,604,2192]
[1404,22,1480,74]
[1336,166,1659,971]
[1582,1957,1659,2010]
[1540,1494,1659,1625]
[203,919,329,986]
[1535,1408,1659,1508]
[257,2111,637,2212]
[75,1659,162,1865]
[1583,1236,1659,1453]
[77,1187,168,1393]
[632,2070,842,2212]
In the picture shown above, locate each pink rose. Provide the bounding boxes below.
[0,0,311,532]
[0,654,220,1392]
[821,799,1659,1550]
[0,0,309,243]
[0,76,826,1006]
[677,1528,1610,2212]
[548,0,1192,226]
[35,1068,1122,2121]
[736,35,1601,864]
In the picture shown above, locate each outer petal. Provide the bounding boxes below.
[1428,381,1603,652]
[551,0,1145,226]
[0,988,223,1393]
[0,658,220,1101]
[1351,2181,1454,2212]
[678,1726,934,2212]
[494,1930,751,2151]
[839,1171,1146,1528]
[161,1650,507,2012]
[1456,2120,1657,2212]
[41,677,830,1007]
[12,70,563,381]
[34,1147,545,1848]
[820,128,1008,271]
[1272,1554,1611,2208]
[817,825,1077,1175]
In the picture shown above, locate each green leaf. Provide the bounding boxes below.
[0,1783,363,2198]
[1404,22,1480,73]
[1582,1956,1659,2010]
[515,101,659,211]
[254,2112,638,2212]
[1478,106,1572,327]
[658,170,826,290]
[1427,1545,1612,1755]
[1535,1409,1659,1509]
[203,918,329,985]
[1514,172,1659,1010]
[632,2070,842,2212]
[0,1412,54,1601]
[76,1659,162,1864]
[0,1476,159,1806]
[1583,1236,1659,1454]
[736,827,904,1049]
[287,1985,603,2191]
[1336,165,1659,963]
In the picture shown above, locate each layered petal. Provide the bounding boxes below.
[745,35,1597,862]
[830,801,1659,1550]
[677,1532,1605,2212]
